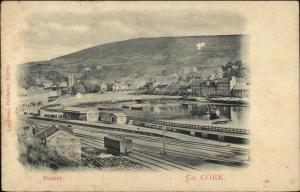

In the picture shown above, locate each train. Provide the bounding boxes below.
[104,134,133,155]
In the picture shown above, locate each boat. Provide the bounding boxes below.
[205,97,220,120]
[212,118,231,124]
[203,95,233,124]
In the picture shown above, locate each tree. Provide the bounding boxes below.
[143,82,154,92]
[20,73,38,88]
[221,60,248,78]
[82,80,94,92]
[71,82,86,94]
[186,76,193,82]
[82,80,100,93]
[94,84,100,93]
[47,70,66,83]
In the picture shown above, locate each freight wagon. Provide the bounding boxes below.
[104,134,133,155]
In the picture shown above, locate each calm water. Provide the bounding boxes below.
[95,100,249,129]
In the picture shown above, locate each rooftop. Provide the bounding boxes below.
[99,111,127,117]
[63,107,97,113]
[215,78,231,82]
[42,107,65,112]
[112,112,127,117]
[35,127,77,141]
[156,84,168,88]
[19,87,55,95]
[233,83,249,90]
[35,126,59,140]
[105,134,132,143]
[236,77,247,83]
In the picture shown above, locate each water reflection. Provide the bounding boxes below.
[121,101,249,128]
[89,100,249,128]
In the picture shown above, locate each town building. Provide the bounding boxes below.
[106,83,114,91]
[190,76,239,97]
[168,83,181,95]
[235,77,248,84]
[99,111,127,124]
[201,80,216,96]
[57,81,68,88]
[131,79,147,90]
[232,83,249,97]
[154,84,168,95]
[215,76,237,96]
[57,87,69,95]
[99,83,108,91]
[68,73,75,88]
[17,87,59,115]
[63,107,99,122]
[42,80,53,89]
[167,73,179,82]
[202,85,216,96]
[35,127,81,163]
[112,83,129,91]
[191,80,204,96]
[40,108,64,118]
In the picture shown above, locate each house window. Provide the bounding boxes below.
[111,117,115,123]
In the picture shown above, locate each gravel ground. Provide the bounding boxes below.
[82,155,144,170]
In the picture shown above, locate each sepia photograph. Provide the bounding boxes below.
[16,6,250,172]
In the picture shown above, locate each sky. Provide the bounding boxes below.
[20,5,246,64]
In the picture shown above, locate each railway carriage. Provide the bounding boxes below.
[104,134,133,155]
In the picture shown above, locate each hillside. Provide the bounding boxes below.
[19,35,247,87]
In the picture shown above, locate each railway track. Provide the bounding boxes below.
[130,150,200,171]
[19,117,248,156]
[76,134,190,171]
[79,137,105,149]
[133,143,247,166]
[75,132,246,168]
[73,127,247,157]
[19,117,249,167]
[31,118,248,153]
[126,153,171,171]
[123,134,248,155]
[76,127,248,156]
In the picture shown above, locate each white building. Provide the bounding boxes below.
[215,76,237,96]
[113,83,129,91]
[232,83,249,98]
[99,111,127,124]
[63,107,99,122]
[40,108,64,118]
[17,87,58,115]
[42,81,53,88]
[68,73,75,87]
[58,81,68,87]
[99,83,108,91]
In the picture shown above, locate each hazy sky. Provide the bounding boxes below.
[21,7,246,63]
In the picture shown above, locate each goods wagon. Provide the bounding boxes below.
[104,134,133,155]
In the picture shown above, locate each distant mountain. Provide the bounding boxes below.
[19,35,247,87]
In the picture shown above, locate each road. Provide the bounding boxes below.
[49,91,181,106]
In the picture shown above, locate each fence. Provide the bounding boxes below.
[127,116,250,135]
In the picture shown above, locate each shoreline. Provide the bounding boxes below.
[47,91,249,108]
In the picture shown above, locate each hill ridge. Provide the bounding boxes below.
[19,34,247,87]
